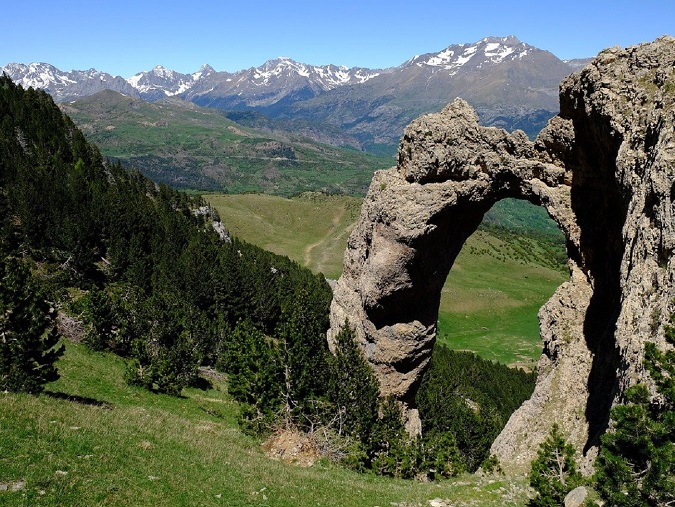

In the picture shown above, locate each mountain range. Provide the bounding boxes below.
[2,36,591,153]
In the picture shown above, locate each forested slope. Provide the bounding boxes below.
[0,74,332,395]
[0,75,535,480]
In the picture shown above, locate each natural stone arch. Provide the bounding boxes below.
[328,37,675,473]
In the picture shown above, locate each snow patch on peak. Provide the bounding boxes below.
[151,65,176,78]
[417,36,533,74]
[244,58,381,90]
[127,73,143,88]
[4,62,74,89]
[192,64,214,81]
[425,48,456,66]
[480,35,520,45]
[484,43,514,61]
[126,66,198,97]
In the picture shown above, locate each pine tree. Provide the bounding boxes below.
[594,321,675,506]
[80,288,118,352]
[275,288,331,424]
[528,423,583,507]
[219,319,282,422]
[124,290,201,396]
[0,256,64,393]
[328,321,380,441]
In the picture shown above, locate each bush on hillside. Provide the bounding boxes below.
[0,256,64,393]
[594,318,675,506]
[528,423,583,507]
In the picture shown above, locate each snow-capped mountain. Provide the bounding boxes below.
[182,57,386,110]
[280,35,576,146]
[2,57,385,105]
[405,36,539,74]
[2,36,587,150]
[126,65,204,101]
[1,62,139,101]
[233,57,381,91]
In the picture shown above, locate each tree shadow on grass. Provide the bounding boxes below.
[44,390,113,409]
[190,375,213,392]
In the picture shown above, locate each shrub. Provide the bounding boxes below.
[528,423,582,507]
[0,256,64,393]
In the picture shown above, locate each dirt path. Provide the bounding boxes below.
[303,205,348,271]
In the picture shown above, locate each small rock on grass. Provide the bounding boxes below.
[564,486,587,507]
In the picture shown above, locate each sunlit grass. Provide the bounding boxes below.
[438,230,566,366]
[0,342,530,506]
[207,192,362,279]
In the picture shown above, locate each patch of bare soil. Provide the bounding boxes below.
[261,428,320,467]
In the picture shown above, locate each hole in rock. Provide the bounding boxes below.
[435,198,568,369]
[415,198,568,471]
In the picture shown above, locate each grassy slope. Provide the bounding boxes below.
[207,193,567,366]
[61,92,393,196]
[0,342,529,506]
[439,230,565,366]
[206,192,362,280]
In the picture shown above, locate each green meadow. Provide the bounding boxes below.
[63,94,393,196]
[206,192,363,280]
[207,193,568,367]
[0,342,530,507]
[439,229,566,366]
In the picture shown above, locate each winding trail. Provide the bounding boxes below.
[303,205,348,272]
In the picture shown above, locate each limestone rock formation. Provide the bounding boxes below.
[327,36,675,473]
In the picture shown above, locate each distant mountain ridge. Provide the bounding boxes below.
[2,58,386,103]
[2,36,590,151]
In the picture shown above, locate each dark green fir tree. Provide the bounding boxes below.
[0,256,64,393]
[594,320,675,506]
[528,423,582,507]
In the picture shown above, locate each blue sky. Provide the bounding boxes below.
[4,0,673,77]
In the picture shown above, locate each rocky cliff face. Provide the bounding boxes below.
[328,36,675,473]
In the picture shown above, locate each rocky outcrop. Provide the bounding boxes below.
[328,36,675,472]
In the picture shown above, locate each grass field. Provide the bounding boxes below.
[207,193,568,367]
[0,342,531,506]
[439,230,565,366]
[206,192,363,280]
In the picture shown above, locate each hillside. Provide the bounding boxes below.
[207,193,567,366]
[0,341,531,506]
[1,71,546,491]
[60,90,393,195]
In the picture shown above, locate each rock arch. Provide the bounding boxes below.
[328,37,675,472]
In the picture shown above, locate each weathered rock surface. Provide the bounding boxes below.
[564,486,588,507]
[328,36,675,472]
